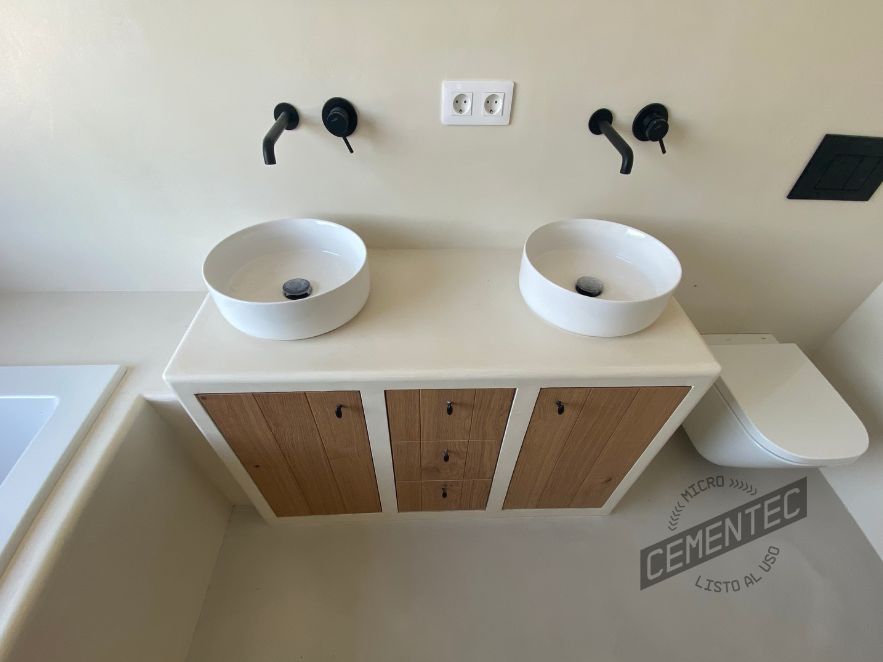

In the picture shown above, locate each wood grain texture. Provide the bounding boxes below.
[421,481,463,511]
[420,441,467,481]
[385,390,421,442]
[253,392,346,515]
[470,388,515,441]
[571,386,689,507]
[462,479,492,510]
[419,389,475,441]
[464,439,502,479]
[391,442,421,481]
[306,391,381,513]
[197,393,310,517]
[395,481,422,512]
[503,388,590,509]
[387,388,513,511]
[536,388,639,508]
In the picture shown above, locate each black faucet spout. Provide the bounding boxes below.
[263,103,299,165]
[588,108,634,175]
[598,118,634,174]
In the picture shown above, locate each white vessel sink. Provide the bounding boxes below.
[519,219,681,337]
[203,218,369,340]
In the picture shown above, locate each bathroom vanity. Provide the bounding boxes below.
[165,249,720,521]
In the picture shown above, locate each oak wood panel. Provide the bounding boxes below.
[391,442,421,481]
[571,386,689,507]
[198,393,311,517]
[420,441,468,480]
[470,388,515,440]
[253,392,347,515]
[387,387,514,511]
[503,388,590,509]
[419,389,475,441]
[464,439,502,479]
[306,391,381,513]
[385,390,420,442]
[462,479,492,510]
[536,388,639,508]
[395,481,422,512]
[421,480,463,511]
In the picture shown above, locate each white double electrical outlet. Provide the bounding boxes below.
[441,80,514,125]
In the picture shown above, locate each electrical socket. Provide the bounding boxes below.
[452,92,472,116]
[481,92,504,116]
[441,80,514,125]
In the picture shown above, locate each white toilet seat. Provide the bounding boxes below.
[709,344,868,466]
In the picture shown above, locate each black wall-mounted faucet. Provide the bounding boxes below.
[588,108,633,175]
[263,102,299,165]
[322,97,358,154]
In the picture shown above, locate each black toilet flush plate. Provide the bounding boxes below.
[788,134,883,201]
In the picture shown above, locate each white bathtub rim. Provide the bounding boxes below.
[0,365,125,574]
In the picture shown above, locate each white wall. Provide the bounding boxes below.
[1,0,882,348]
[4,399,230,662]
[816,281,883,559]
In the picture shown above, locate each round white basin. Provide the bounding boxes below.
[203,218,369,340]
[519,219,681,337]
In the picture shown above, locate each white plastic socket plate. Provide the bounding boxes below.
[441,80,514,125]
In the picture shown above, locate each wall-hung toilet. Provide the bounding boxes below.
[683,339,868,468]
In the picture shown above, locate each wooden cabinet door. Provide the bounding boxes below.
[504,386,689,509]
[199,391,381,517]
[197,394,310,517]
[386,388,514,511]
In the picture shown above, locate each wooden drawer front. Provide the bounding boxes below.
[390,442,420,481]
[504,386,689,510]
[420,441,467,480]
[386,388,514,511]
[419,389,475,441]
[386,388,515,443]
[419,479,492,511]
[385,390,420,442]
[199,391,381,517]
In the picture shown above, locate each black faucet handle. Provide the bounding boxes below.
[322,97,358,154]
[632,103,669,154]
